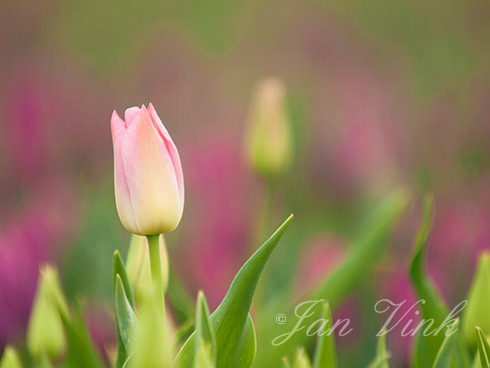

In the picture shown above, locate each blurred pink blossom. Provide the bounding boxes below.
[294,235,347,298]
[0,182,76,347]
[428,197,490,304]
[176,138,250,308]
[312,67,407,197]
[376,269,418,366]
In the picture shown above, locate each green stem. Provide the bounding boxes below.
[146,234,165,312]
[253,179,278,307]
[253,180,277,251]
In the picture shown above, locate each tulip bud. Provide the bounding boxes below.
[126,234,169,304]
[111,104,184,235]
[0,346,22,368]
[244,78,293,178]
[27,265,67,359]
[463,252,490,347]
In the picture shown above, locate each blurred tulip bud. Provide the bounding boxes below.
[27,265,67,359]
[126,234,169,303]
[0,346,22,368]
[132,289,173,368]
[463,252,490,347]
[245,78,293,178]
[293,347,312,368]
[111,104,184,235]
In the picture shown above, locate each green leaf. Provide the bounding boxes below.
[255,189,410,366]
[294,348,312,368]
[410,195,470,368]
[312,303,338,368]
[367,333,390,368]
[121,354,134,368]
[194,291,216,367]
[476,327,490,368]
[315,188,410,306]
[463,254,490,348]
[231,314,256,367]
[176,214,294,367]
[113,251,136,367]
[59,300,105,368]
[115,275,139,353]
[432,319,460,368]
[194,347,215,368]
[113,251,136,308]
[0,346,22,368]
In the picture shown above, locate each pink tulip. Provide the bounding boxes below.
[111,104,184,235]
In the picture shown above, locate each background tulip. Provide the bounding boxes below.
[26,265,67,360]
[244,78,293,178]
[0,346,22,368]
[111,104,184,236]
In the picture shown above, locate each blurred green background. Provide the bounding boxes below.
[1,0,490,366]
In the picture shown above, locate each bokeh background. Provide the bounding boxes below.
[1,0,490,366]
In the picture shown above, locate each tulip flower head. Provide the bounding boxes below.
[111,104,184,235]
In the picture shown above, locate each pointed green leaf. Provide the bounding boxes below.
[113,250,136,367]
[367,333,390,368]
[463,254,490,348]
[313,303,338,368]
[113,251,135,308]
[0,346,22,368]
[230,314,256,367]
[410,195,447,323]
[115,275,139,353]
[432,319,460,368]
[121,354,134,368]
[59,300,105,368]
[176,215,294,367]
[410,196,470,368]
[194,291,216,366]
[315,188,410,306]
[194,346,215,368]
[255,189,410,366]
[476,327,490,368]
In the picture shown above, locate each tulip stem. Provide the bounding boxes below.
[253,180,278,307]
[146,234,165,310]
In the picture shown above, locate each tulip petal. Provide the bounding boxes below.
[124,107,141,127]
[111,111,126,141]
[148,103,184,201]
